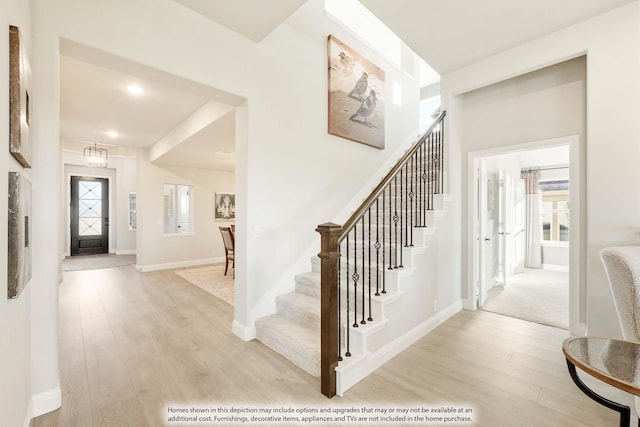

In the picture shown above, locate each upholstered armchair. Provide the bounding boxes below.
[600,246,640,418]
[601,247,640,342]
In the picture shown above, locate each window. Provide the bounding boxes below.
[128,192,137,230]
[540,180,569,243]
[164,184,193,234]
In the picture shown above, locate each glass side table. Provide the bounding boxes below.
[563,337,640,427]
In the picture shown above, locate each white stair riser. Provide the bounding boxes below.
[276,294,320,329]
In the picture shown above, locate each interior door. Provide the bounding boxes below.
[497,170,525,285]
[477,165,489,306]
[511,178,526,274]
[497,170,510,286]
[70,176,109,255]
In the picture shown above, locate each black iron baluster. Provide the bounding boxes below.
[428,133,432,211]
[436,125,440,196]
[424,140,428,224]
[433,130,437,205]
[393,175,399,269]
[375,198,380,297]
[440,120,445,194]
[411,153,418,241]
[432,126,436,200]
[399,170,404,268]
[417,140,422,227]
[382,187,387,294]
[353,227,359,328]
[426,136,431,213]
[421,141,426,225]
[367,209,372,321]
[338,245,342,362]
[361,215,366,325]
[404,162,408,247]
[345,235,351,357]
[388,182,392,271]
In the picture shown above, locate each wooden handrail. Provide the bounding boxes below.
[339,111,446,240]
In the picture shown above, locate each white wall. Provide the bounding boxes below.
[61,150,137,256]
[136,153,235,270]
[443,2,640,336]
[1,0,34,425]
[241,0,423,327]
[31,0,423,340]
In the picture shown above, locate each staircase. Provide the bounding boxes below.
[255,112,455,397]
[256,195,457,396]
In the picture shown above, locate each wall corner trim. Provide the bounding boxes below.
[22,400,34,427]
[31,384,62,419]
[232,319,256,341]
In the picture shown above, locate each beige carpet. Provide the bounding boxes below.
[62,254,136,271]
[175,264,235,306]
[480,268,569,329]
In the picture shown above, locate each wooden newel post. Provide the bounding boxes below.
[316,222,342,398]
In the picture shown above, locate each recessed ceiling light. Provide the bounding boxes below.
[126,84,144,96]
[106,130,119,138]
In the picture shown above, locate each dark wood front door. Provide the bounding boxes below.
[70,176,109,256]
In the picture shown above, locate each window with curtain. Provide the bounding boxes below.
[539,180,569,243]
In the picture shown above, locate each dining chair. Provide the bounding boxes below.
[219,226,235,278]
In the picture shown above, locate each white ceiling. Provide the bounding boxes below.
[60,50,238,171]
[359,0,636,74]
[60,55,210,149]
[60,0,634,172]
[173,0,308,42]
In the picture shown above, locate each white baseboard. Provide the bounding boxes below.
[232,319,256,341]
[542,263,569,272]
[31,385,62,418]
[136,257,224,272]
[115,249,137,255]
[336,299,463,396]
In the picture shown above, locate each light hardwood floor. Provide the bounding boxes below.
[31,265,618,426]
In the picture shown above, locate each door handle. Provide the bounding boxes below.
[484,238,491,241]
[498,232,510,235]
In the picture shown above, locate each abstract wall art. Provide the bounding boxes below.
[9,25,32,168]
[8,172,32,299]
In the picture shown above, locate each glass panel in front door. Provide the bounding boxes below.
[78,181,103,236]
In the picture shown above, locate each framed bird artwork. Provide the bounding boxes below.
[327,35,385,149]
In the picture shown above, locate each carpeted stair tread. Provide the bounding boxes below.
[276,291,320,328]
[255,314,320,377]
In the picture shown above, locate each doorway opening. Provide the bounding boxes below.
[470,137,581,331]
